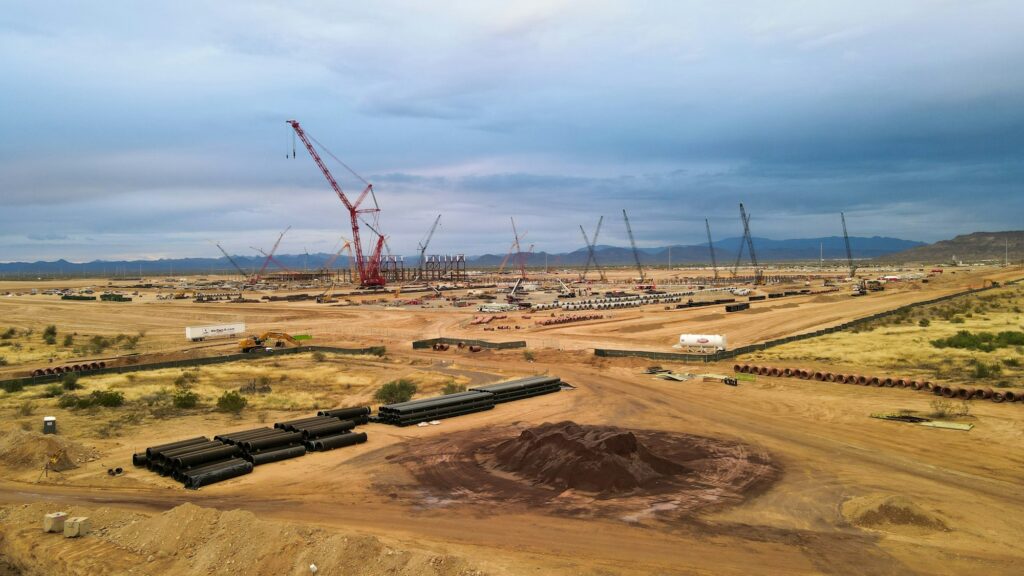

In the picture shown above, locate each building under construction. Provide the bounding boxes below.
[380,254,468,282]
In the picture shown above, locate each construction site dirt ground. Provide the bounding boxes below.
[1,266,1023,574]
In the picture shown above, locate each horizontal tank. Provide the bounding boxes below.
[676,334,727,352]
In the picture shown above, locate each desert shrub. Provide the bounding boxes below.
[61,373,82,390]
[1,327,16,339]
[173,389,200,409]
[1004,357,1021,367]
[523,350,536,362]
[42,325,57,345]
[90,390,125,407]
[950,317,965,324]
[374,379,417,404]
[42,384,64,398]
[918,319,930,327]
[312,351,326,362]
[928,398,969,418]
[57,394,84,409]
[0,355,7,366]
[442,381,467,395]
[16,400,35,417]
[174,370,200,389]
[931,330,1024,352]
[62,334,74,347]
[216,390,248,414]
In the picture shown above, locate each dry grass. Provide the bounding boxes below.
[747,285,1024,385]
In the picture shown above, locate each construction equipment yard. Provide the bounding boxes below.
[0,263,1021,575]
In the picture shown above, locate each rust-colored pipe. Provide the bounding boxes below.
[813,371,824,381]
[733,364,744,373]
[941,386,957,398]
[800,369,811,379]
[932,385,943,395]
[921,381,933,391]
[882,377,895,387]
[760,366,771,376]
[98,361,106,368]
[1005,391,1018,402]
[870,377,881,386]
[845,374,858,384]
[895,378,908,388]
[824,372,835,382]
[957,387,974,399]
[976,388,992,399]
[857,375,868,385]
[908,380,921,390]
[992,392,1005,403]
[769,367,781,377]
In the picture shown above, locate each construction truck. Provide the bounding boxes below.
[238,331,301,353]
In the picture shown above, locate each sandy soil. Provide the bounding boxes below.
[0,265,1022,574]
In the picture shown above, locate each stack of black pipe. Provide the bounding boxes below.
[132,436,253,489]
[131,406,371,488]
[216,426,307,465]
[469,376,562,404]
[275,410,369,452]
[378,390,496,426]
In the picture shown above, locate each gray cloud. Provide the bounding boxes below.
[1,1,1022,261]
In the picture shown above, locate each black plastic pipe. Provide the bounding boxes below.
[317,406,371,419]
[184,459,253,489]
[171,444,242,469]
[297,419,356,439]
[244,444,307,465]
[145,436,208,459]
[308,431,367,451]
[240,431,304,452]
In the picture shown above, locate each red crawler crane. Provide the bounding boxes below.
[287,120,386,288]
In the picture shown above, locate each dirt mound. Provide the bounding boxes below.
[394,422,778,521]
[0,426,97,472]
[493,421,687,493]
[0,502,484,576]
[843,495,949,533]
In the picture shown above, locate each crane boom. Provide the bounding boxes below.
[511,217,527,279]
[579,216,606,281]
[705,219,718,280]
[255,226,290,279]
[841,212,856,278]
[215,243,248,279]
[287,120,385,287]
[416,214,441,280]
[622,209,645,282]
[740,204,758,268]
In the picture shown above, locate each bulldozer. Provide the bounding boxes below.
[238,331,301,353]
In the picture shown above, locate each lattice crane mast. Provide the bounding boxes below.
[287,120,386,287]
[416,214,441,280]
[705,218,718,281]
[622,209,645,283]
[841,212,856,278]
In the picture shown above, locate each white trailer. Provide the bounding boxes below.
[674,334,727,353]
[185,323,246,342]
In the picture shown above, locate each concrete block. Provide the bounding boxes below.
[43,511,68,533]
[63,516,91,538]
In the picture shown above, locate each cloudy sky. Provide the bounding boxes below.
[2,1,1022,262]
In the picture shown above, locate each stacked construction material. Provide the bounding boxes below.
[132,406,371,488]
[470,375,562,404]
[734,364,1024,404]
[378,390,496,426]
[725,303,750,312]
[135,436,252,490]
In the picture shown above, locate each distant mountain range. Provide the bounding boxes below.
[0,235,926,275]
[876,231,1023,263]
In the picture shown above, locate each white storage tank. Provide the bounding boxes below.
[675,334,727,352]
[185,323,246,342]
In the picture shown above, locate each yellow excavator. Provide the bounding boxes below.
[238,331,301,353]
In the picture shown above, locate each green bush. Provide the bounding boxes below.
[442,381,467,395]
[173,389,200,409]
[42,384,64,398]
[1,327,16,339]
[950,317,965,324]
[0,355,7,366]
[374,379,417,404]
[61,373,82,391]
[1004,358,1021,367]
[931,330,1024,352]
[16,400,35,416]
[216,390,248,414]
[62,334,74,347]
[523,350,536,362]
[90,390,125,407]
[58,390,125,409]
[312,351,326,362]
[918,318,930,327]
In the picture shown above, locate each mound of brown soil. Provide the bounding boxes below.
[493,421,687,494]
[843,495,948,533]
[0,427,97,472]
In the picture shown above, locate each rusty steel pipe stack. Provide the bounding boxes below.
[736,364,1023,405]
